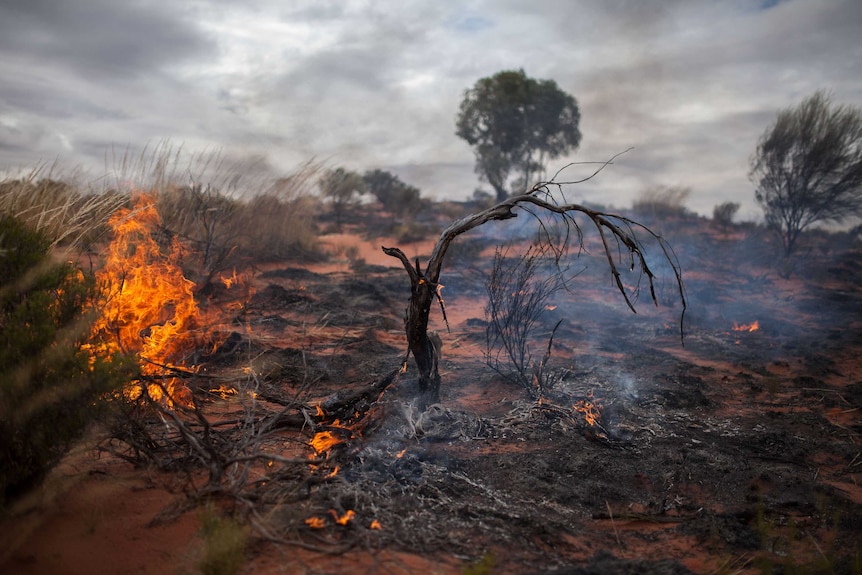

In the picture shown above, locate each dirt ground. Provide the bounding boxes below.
[1,221,861,575]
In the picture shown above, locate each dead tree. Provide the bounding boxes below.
[384,154,686,408]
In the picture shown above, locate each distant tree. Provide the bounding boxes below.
[362,169,422,219]
[319,168,365,230]
[712,201,740,230]
[455,69,582,202]
[750,91,862,258]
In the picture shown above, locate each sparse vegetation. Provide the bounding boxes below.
[632,185,692,220]
[713,201,741,230]
[750,91,862,260]
[197,505,248,575]
[484,244,568,398]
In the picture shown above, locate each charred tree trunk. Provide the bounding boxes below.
[381,248,442,407]
[384,153,686,410]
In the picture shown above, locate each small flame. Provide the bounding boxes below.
[396,449,407,459]
[326,466,339,478]
[370,519,382,530]
[305,517,325,529]
[330,509,356,526]
[314,404,325,418]
[309,430,344,455]
[732,320,760,332]
[220,269,240,289]
[208,385,237,398]
[573,390,602,427]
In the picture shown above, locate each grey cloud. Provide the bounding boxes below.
[0,0,213,80]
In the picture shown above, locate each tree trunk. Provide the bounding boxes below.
[381,247,441,408]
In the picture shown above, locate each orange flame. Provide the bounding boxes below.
[220,269,240,289]
[309,430,345,455]
[86,193,206,404]
[370,519,382,530]
[732,321,760,332]
[305,517,325,529]
[573,390,602,427]
[329,509,355,526]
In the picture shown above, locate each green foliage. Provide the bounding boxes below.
[462,552,496,575]
[0,214,134,509]
[197,506,248,575]
[750,91,862,258]
[363,169,422,219]
[456,69,581,201]
[319,167,366,230]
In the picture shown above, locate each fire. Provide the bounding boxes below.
[370,519,382,530]
[220,269,240,289]
[573,390,602,427]
[309,430,348,455]
[86,193,207,404]
[732,320,760,332]
[329,509,355,526]
[305,517,325,529]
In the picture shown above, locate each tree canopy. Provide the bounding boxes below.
[456,69,582,202]
[750,91,862,258]
[363,169,422,219]
[319,167,365,230]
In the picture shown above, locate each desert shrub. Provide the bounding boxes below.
[197,506,248,575]
[0,215,135,508]
[156,183,243,285]
[240,192,321,261]
[0,171,128,250]
[484,244,567,398]
[632,185,692,220]
[390,221,435,243]
[713,201,740,230]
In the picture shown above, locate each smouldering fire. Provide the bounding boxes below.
[573,390,602,427]
[732,320,760,332]
[305,517,325,529]
[329,509,355,526]
[85,193,208,404]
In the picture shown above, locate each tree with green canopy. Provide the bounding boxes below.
[319,167,366,230]
[456,69,582,201]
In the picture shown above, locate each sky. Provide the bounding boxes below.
[1,0,861,219]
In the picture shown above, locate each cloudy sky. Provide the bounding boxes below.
[1,0,860,218]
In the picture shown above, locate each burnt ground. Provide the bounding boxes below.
[2,220,860,575]
[218,227,862,575]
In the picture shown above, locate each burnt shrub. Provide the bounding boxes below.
[0,214,135,509]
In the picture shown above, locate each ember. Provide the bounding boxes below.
[732,320,760,332]
[573,390,602,427]
[329,509,355,526]
[309,430,343,455]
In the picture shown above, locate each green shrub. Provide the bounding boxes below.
[197,506,248,575]
[0,214,135,509]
